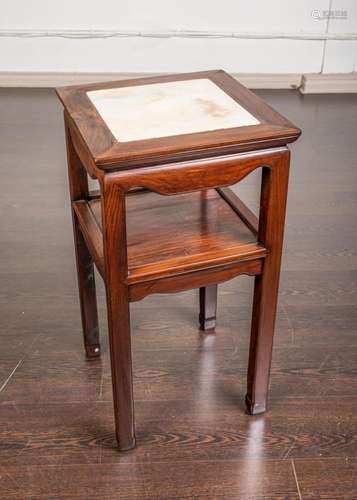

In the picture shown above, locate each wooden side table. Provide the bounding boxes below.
[57,70,301,451]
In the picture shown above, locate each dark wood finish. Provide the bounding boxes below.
[3,391,357,464]
[101,177,135,451]
[128,259,263,302]
[85,188,266,285]
[64,109,99,179]
[1,87,356,497]
[56,70,300,171]
[73,200,104,277]
[246,149,290,415]
[294,458,357,499]
[97,147,286,195]
[58,72,299,449]
[65,121,100,359]
[68,145,290,446]
[217,186,259,235]
[199,284,218,330]
[0,460,300,498]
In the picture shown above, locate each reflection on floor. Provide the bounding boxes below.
[0,88,356,498]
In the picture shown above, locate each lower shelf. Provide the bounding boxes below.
[73,188,266,293]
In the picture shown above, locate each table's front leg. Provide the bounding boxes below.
[246,149,290,415]
[101,176,135,451]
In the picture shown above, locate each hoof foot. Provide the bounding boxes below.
[199,315,216,331]
[85,344,101,359]
[245,394,267,415]
[118,437,136,452]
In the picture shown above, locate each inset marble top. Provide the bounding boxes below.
[87,78,260,142]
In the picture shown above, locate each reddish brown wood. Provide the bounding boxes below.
[100,148,285,195]
[73,201,104,277]
[129,259,262,302]
[64,110,99,179]
[199,285,218,330]
[65,118,100,359]
[56,70,300,171]
[101,176,135,451]
[246,149,291,415]
[216,187,259,236]
[87,188,266,285]
[5,86,357,495]
[59,71,299,450]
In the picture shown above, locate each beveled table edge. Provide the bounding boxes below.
[57,69,301,171]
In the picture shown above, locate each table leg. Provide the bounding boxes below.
[65,122,100,359]
[246,150,290,415]
[199,285,218,330]
[102,179,135,450]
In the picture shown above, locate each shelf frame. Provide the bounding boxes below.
[73,187,266,300]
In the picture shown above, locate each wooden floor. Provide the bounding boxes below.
[0,88,356,499]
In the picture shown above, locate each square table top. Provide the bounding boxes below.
[57,70,300,171]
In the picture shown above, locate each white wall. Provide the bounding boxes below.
[323,0,357,72]
[0,0,356,74]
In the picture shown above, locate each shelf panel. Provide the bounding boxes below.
[76,188,266,285]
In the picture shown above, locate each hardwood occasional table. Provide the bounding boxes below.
[56,70,301,451]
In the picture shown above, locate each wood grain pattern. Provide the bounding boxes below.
[294,458,357,499]
[60,72,297,449]
[1,398,355,466]
[128,259,262,302]
[0,460,300,499]
[65,117,100,359]
[217,186,259,235]
[86,188,265,286]
[246,149,290,415]
[56,70,300,171]
[73,200,104,277]
[101,177,135,450]
[101,147,285,195]
[2,87,355,496]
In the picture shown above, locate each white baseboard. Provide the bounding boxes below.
[237,74,301,89]
[300,73,357,93]
[0,71,356,93]
[0,72,154,87]
[0,71,301,89]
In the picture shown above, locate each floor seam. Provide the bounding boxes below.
[0,359,23,394]
[291,459,303,500]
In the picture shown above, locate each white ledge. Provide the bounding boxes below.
[0,29,357,41]
[1,72,356,94]
[300,73,357,94]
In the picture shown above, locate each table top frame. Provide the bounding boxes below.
[57,70,301,172]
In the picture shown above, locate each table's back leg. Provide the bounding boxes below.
[246,150,290,415]
[65,122,100,359]
[199,285,218,330]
